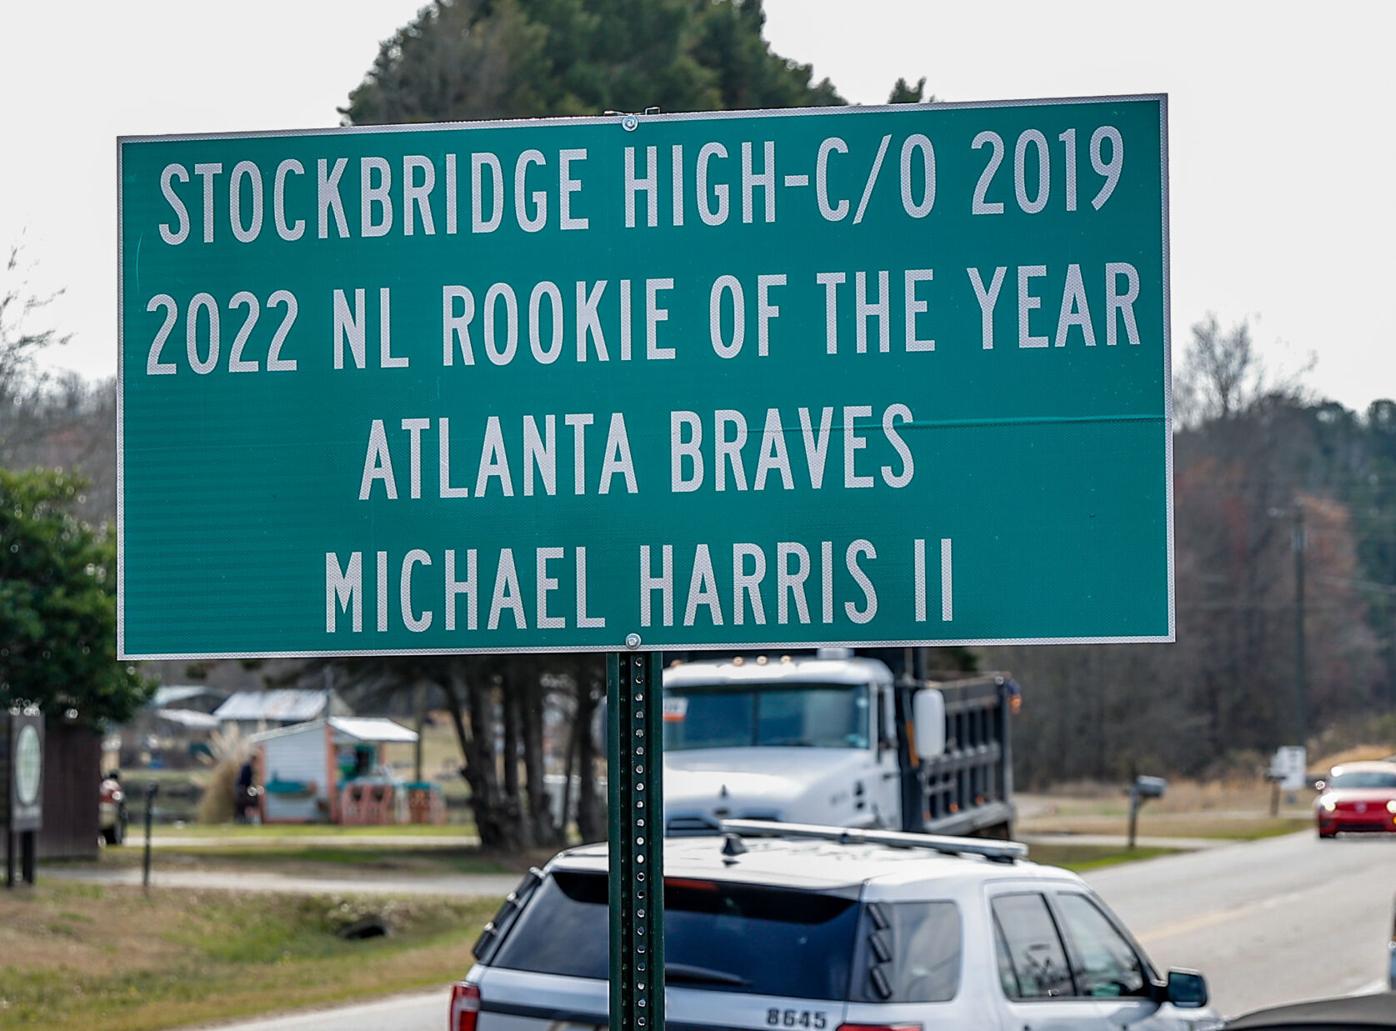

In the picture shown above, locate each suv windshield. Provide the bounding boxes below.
[489,870,962,1004]
[1329,770,1396,789]
[664,683,870,750]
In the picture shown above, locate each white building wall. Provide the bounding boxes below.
[261,725,329,822]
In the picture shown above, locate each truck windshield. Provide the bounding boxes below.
[663,683,870,750]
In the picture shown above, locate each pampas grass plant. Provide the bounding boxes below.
[194,726,254,824]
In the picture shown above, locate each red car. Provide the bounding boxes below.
[1316,761,1396,838]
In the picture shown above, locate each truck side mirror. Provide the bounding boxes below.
[913,689,945,760]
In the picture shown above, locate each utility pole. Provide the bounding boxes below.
[1389,603,1396,709]
[1292,504,1308,746]
[1126,762,1140,850]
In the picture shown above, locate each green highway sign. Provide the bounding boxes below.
[118,95,1171,658]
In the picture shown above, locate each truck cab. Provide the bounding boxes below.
[663,653,903,833]
[661,650,1016,838]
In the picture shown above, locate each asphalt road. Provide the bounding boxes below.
[187,830,1393,1030]
[142,833,480,849]
[47,864,522,897]
[187,988,447,1031]
[1088,830,1395,1016]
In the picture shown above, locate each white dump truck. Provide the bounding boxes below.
[662,648,1019,838]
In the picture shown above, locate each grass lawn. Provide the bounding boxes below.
[100,841,534,878]
[1027,843,1181,873]
[150,822,477,840]
[1144,816,1311,841]
[108,832,1186,879]
[1019,782,1316,843]
[1021,812,1311,842]
[0,882,500,1031]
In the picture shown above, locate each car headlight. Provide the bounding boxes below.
[1320,796,1337,813]
[1386,800,1396,815]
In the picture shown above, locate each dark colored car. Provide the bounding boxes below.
[1226,991,1396,1028]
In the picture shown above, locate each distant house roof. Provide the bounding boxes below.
[153,708,221,731]
[151,685,229,710]
[214,689,343,723]
[250,716,417,745]
[328,716,418,744]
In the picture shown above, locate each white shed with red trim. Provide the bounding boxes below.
[251,717,417,823]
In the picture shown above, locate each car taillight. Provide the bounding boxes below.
[838,1025,922,1031]
[448,982,480,1031]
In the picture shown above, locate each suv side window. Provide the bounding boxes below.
[851,901,962,1003]
[1053,892,1148,998]
[991,894,1076,999]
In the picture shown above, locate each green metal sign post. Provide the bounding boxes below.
[117,95,1171,1031]
[607,650,665,1031]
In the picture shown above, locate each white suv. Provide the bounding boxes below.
[451,822,1222,1031]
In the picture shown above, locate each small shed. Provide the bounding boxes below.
[251,717,417,824]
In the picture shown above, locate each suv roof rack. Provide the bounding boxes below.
[719,819,1028,864]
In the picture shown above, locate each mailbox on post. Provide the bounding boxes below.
[1126,774,1167,850]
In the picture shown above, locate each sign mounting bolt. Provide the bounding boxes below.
[625,633,642,650]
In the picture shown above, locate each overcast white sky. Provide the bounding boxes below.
[1,0,1391,411]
